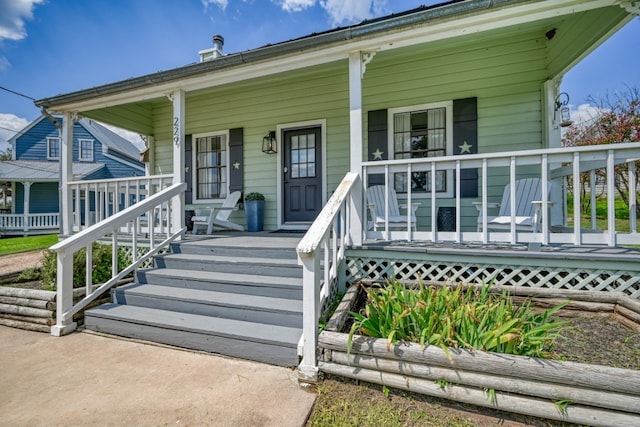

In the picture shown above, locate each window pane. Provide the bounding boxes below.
[299,149,307,163]
[299,164,308,178]
[195,134,227,199]
[411,111,427,130]
[292,150,299,163]
[308,164,315,177]
[291,136,299,150]
[308,149,315,162]
[291,164,299,178]
[308,133,315,148]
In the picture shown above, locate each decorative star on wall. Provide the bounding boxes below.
[233,161,241,170]
[459,141,473,154]
[372,148,384,160]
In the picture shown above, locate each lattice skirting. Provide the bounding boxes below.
[344,254,640,299]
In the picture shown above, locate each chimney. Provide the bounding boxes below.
[199,34,224,62]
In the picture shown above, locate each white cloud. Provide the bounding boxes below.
[279,0,315,12]
[202,0,229,11]
[0,0,44,43]
[0,55,9,70]
[570,103,607,127]
[320,0,377,26]
[0,113,29,153]
[101,123,146,151]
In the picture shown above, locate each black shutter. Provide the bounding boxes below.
[229,128,243,194]
[367,109,387,187]
[184,134,193,204]
[453,97,478,197]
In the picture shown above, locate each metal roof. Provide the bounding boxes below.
[79,118,141,158]
[0,160,104,181]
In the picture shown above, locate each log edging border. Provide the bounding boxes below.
[319,282,640,427]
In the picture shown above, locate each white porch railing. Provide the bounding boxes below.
[50,182,187,336]
[0,213,59,233]
[68,174,173,233]
[362,142,640,247]
[297,171,359,382]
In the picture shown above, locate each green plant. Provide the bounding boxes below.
[553,399,573,416]
[484,388,496,406]
[318,291,345,332]
[244,192,265,201]
[381,385,390,399]
[40,243,131,290]
[435,379,453,390]
[348,280,566,358]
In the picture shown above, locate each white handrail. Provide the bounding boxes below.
[297,171,358,383]
[51,182,187,336]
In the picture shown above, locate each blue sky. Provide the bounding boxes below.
[0,0,639,152]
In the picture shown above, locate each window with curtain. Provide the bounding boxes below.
[195,133,227,200]
[391,103,451,196]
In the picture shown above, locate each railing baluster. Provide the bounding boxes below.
[590,170,597,230]
[541,154,549,245]
[573,152,582,246]
[607,150,616,246]
[431,162,436,243]
[629,161,637,233]
[509,156,516,245]
[384,165,389,240]
[455,160,461,242]
[406,163,412,242]
[86,243,92,296]
[481,157,488,243]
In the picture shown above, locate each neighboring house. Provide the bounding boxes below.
[0,116,145,235]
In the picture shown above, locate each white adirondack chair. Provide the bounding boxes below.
[474,178,551,232]
[191,191,244,234]
[366,185,420,231]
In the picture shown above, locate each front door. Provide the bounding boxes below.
[283,127,322,223]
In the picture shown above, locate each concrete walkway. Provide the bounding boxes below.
[0,326,316,426]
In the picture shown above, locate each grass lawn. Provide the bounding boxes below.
[0,234,58,256]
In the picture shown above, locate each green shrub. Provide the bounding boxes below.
[348,280,566,358]
[40,243,131,290]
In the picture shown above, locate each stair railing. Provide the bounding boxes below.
[297,171,359,383]
[50,182,187,336]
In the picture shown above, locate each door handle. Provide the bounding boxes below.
[283,166,288,173]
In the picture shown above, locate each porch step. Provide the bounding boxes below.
[113,283,302,328]
[84,304,300,366]
[84,235,304,367]
[170,240,298,259]
[154,253,302,278]
[136,268,303,300]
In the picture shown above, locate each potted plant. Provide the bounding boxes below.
[244,192,265,232]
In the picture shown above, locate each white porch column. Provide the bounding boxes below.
[22,181,32,232]
[348,52,364,246]
[543,79,564,227]
[60,112,74,236]
[171,90,185,235]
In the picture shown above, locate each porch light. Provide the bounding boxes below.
[262,130,277,154]
[554,92,573,127]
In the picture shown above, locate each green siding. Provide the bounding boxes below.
[152,62,350,229]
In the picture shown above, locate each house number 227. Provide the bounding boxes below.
[173,117,180,146]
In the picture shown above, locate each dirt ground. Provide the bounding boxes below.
[0,250,45,275]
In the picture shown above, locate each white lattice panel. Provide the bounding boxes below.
[345,257,640,299]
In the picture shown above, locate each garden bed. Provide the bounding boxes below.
[318,282,640,427]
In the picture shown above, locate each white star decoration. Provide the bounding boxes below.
[372,148,384,160]
[233,161,241,170]
[459,141,473,154]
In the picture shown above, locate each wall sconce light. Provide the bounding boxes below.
[262,130,277,154]
[554,92,573,127]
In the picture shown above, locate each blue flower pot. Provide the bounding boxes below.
[245,200,265,232]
